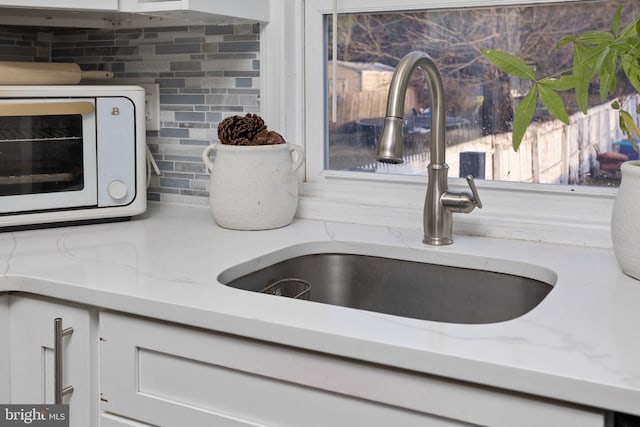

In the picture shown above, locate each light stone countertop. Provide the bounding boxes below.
[1,202,638,416]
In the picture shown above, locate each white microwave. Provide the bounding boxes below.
[0,85,147,228]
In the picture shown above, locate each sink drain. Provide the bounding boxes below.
[259,278,311,300]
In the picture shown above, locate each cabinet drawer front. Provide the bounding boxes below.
[101,413,154,427]
[100,313,469,427]
[100,312,604,427]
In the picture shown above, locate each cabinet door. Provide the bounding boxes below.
[9,294,98,427]
[0,294,9,403]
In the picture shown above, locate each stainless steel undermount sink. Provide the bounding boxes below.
[219,244,556,324]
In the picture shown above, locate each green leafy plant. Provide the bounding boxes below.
[481,6,640,151]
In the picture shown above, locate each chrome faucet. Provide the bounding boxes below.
[376,51,482,245]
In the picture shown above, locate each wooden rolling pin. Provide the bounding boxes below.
[0,61,114,85]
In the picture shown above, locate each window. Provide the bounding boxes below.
[321,0,639,187]
[294,0,634,246]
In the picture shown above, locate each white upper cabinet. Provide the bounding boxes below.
[0,0,268,28]
[119,0,269,23]
[0,0,117,10]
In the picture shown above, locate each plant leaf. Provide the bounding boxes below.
[620,110,640,140]
[618,114,633,152]
[512,85,538,151]
[577,30,614,45]
[557,35,575,48]
[619,113,628,132]
[572,44,591,113]
[621,18,640,38]
[595,47,617,101]
[480,49,536,80]
[620,110,640,153]
[539,75,575,91]
[621,53,640,93]
[612,5,622,37]
[538,84,570,125]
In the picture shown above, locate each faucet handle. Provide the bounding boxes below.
[441,175,483,214]
[465,175,483,209]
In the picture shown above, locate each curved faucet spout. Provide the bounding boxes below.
[376,51,446,165]
[375,51,482,245]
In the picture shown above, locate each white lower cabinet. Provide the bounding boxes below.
[100,312,606,427]
[8,293,99,427]
[0,294,10,403]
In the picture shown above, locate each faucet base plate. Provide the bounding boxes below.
[423,236,453,246]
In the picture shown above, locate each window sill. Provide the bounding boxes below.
[297,175,616,248]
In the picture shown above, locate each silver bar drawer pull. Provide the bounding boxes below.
[54,318,74,404]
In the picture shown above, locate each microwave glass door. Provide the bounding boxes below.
[0,99,97,214]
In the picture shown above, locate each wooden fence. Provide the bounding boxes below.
[360,95,639,185]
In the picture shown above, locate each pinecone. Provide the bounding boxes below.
[217,113,268,145]
[243,114,266,139]
[217,115,242,144]
[252,129,286,145]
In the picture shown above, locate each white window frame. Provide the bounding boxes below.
[261,0,617,247]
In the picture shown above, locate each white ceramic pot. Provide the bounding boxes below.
[202,143,304,230]
[611,160,640,280]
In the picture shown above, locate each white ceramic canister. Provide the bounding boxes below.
[202,143,304,230]
[611,160,640,280]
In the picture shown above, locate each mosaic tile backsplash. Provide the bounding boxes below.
[0,23,261,206]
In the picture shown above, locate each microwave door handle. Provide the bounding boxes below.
[0,101,95,117]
